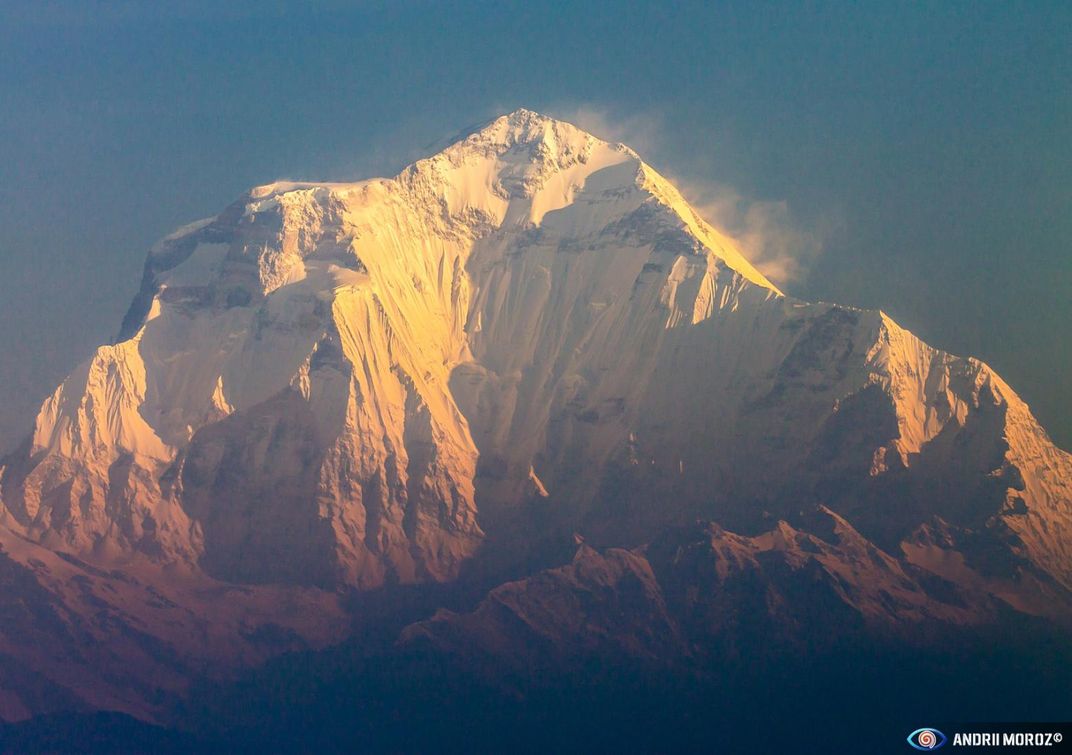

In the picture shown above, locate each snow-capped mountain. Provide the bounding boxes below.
[0,109,1070,722]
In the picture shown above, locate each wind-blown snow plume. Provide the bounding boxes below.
[681,182,833,288]
[548,104,828,288]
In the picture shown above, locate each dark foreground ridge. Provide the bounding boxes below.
[3,618,1069,755]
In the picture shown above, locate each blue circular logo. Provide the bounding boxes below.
[907,728,947,750]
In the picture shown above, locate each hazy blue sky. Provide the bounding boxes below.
[0,1,1069,451]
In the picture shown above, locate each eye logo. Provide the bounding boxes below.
[907,728,947,750]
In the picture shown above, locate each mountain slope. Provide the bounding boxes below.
[0,109,785,588]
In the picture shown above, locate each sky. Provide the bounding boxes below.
[0,0,1069,452]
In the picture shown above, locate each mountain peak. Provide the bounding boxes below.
[497,106,558,129]
[429,107,632,171]
[465,107,614,150]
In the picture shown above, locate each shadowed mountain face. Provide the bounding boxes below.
[0,110,1070,735]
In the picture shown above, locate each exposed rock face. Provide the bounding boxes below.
[401,507,993,674]
[400,544,686,674]
[0,524,348,723]
[0,109,1070,721]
